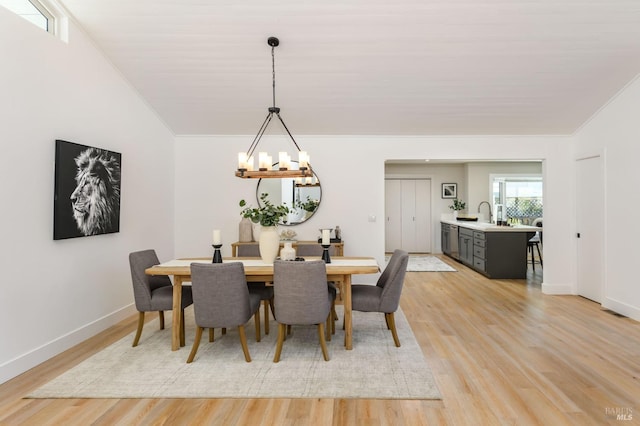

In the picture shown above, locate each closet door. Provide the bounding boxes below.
[385,180,402,252]
[385,179,432,253]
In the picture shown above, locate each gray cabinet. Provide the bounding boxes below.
[459,227,474,266]
[442,223,531,279]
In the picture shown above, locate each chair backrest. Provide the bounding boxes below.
[295,243,335,257]
[237,244,261,257]
[273,260,330,325]
[129,249,172,311]
[377,250,409,313]
[190,262,253,328]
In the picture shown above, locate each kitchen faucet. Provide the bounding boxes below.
[477,201,493,223]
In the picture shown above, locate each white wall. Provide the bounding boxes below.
[0,9,175,383]
[574,74,640,320]
[175,135,575,294]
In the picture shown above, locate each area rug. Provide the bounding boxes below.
[385,255,457,272]
[28,306,441,400]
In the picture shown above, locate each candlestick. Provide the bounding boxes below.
[212,244,223,263]
[321,244,331,263]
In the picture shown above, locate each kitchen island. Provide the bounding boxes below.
[441,219,541,279]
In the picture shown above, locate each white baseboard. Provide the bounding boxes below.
[0,304,136,385]
[541,282,575,295]
[602,297,640,322]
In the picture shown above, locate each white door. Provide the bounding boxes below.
[385,180,402,252]
[576,156,604,303]
[385,179,432,253]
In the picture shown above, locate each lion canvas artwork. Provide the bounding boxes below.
[54,140,122,240]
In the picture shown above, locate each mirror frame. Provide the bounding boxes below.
[256,162,322,226]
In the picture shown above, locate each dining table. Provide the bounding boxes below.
[145,256,380,351]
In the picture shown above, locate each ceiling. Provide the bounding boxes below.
[56,0,640,136]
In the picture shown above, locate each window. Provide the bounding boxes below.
[492,176,543,224]
[0,0,55,34]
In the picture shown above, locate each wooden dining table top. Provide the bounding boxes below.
[145,256,380,277]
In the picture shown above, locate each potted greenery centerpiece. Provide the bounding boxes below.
[449,198,466,219]
[239,193,289,263]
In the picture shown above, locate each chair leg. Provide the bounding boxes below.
[529,244,535,271]
[317,323,330,361]
[209,328,214,342]
[222,328,227,335]
[132,312,145,347]
[273,323,286,363]
[386,312,401,347]
[180,309,186,347]
[159,311,165,330]
[263,300,270,335]
[186,326,204,363]
[536,243,543,267]
[238,325,251,362]
[254,311,261,342]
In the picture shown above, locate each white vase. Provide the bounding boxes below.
[453,210,458,219]
[259,226,280,263]
[238,217,253,242]
[280,241,296,261]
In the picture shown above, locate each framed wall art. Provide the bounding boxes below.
[441,183,457,199]
[53,139,122,240]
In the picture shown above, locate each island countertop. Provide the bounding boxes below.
[441,219,541,232]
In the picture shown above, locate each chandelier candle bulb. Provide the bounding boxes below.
[238,153,248,171]
[259,152,269,171]
[299,151,309,169]
[213,229,221,245]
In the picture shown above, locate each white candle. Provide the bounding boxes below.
[322,229,330,245]
[213,229,221,245]
[259,152,268,170]
[237,152,248,170]
[298,151,308,169]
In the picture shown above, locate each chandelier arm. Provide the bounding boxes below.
[275,112,304,152]
[245,112,274,158]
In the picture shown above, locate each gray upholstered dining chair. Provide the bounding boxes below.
[186,262,262,363]
[129,249,193,347]
[350,249,409,347]
[296,243,343,306]
[237,244,275,335]
[272,260,334,362]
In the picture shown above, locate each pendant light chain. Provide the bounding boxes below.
[272,45,276,109]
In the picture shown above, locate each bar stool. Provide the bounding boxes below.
[528,218,543,270]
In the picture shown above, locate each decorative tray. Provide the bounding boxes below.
[456,217,479,221]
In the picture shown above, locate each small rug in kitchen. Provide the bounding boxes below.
[385,255,457,272]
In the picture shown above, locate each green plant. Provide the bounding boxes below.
[239,193,289,227]
[296,196,319,212]
[449,198,466,211]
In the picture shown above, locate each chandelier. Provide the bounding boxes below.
[236,37,313,179]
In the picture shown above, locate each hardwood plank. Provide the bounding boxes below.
[1,257,639,425]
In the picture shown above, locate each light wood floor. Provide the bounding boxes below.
[1,257,638,425]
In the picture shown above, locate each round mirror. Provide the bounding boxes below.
[256,161,321,226]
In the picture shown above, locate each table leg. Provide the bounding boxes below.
[343,274,353,350]
[172,276,183,351]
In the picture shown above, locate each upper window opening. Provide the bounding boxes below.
[0,0,55,34]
